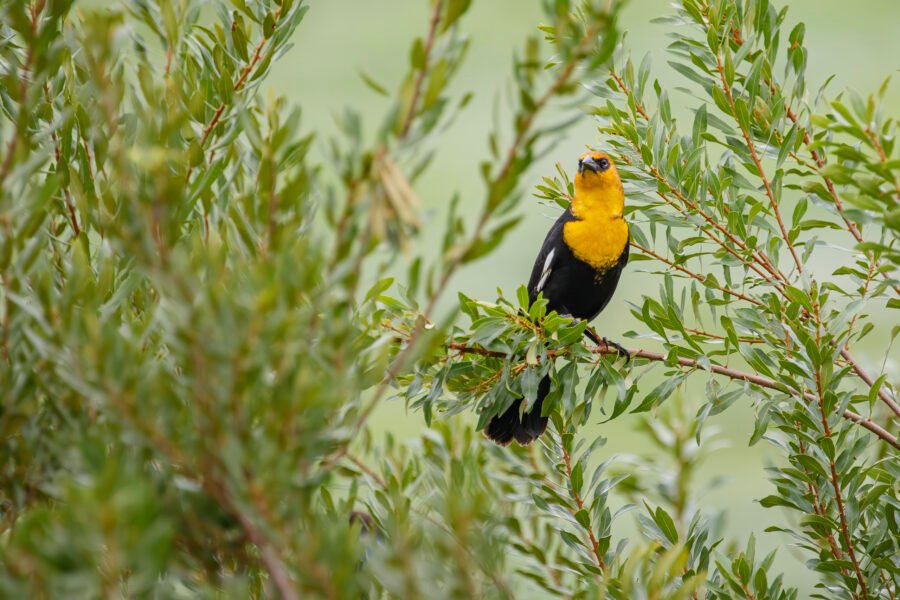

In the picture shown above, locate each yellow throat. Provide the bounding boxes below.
[563,154,629,272]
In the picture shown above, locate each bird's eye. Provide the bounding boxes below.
[599,158,610,170]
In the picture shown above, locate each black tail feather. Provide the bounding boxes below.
[484,375,551,446]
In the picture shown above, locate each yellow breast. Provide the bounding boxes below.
[563,216,629,272]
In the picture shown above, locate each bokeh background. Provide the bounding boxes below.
[272,0,900,590]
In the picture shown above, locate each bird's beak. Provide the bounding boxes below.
[578,156,600,174]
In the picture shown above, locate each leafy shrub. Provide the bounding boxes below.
[0,0,896,598]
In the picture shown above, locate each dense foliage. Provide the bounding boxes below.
[0,0,896,598]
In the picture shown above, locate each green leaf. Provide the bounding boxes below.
[652,506,678,544]
[574,509,591,529]
[410,37,425,69]
[359,71,389,96]
[570,461,584,497]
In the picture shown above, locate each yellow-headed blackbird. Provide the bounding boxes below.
[485,151,629,446]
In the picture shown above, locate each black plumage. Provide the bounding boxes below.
[484,207,629,446]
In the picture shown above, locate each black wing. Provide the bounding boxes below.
[527,209,575,305]
[526,208,630,321]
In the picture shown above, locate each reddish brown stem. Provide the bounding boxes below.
[630,241,764,307]
[814,355,869,598]
[216,483,302,600]
[715,57,803,274]
[164,46,173,76]
[788,106,864,244]
[346,453,387,488]
[560,442,606,572]
[186,10,282,182]
[864,127,900,202]
[608,69,649,120]
[609,67,786,286]
[345,20,605,445]
[444,341,899,448]
[797,435,850,581]
[841,348,900,418]
[784,104,900,296]
[649,168,787,287]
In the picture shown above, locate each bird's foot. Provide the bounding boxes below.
[601,337,631,363]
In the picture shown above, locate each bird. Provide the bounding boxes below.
[484,151,630,446]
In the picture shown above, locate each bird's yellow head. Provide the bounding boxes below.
[571,151,624,217]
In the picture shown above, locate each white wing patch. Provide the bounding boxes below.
[536,249,555,292]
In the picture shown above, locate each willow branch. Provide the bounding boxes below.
[0,12,37,188]
[185,9,282,182]
[560,442,606,572]
[398,0,444,138]
[814,305,869,599]
[864,127,900,202]
[630,241,764,306]
[222,491,301,600]
[344,19,606,445]
[445,342,899,448]
[715,57,803,274]
[609,69,649,120]
[649,168,786,287]
[786,106,864,243]
[609,67,786,286]
[841,348,900,418]
[797,435,851,581]
[330,3,444,267]
[783,104,900,297]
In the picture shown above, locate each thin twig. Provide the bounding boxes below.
[217,484,301,600]
[797,434,851,583]
[813,305,869,600]
[186,9,282,182]
[444,342,899,448]
[164,46,173,77]
[864,127,900,202]
[715,56,803,274]
[609,67,786,286]
[560,442,606,572]
[609,69,649,120]
[0,17,37,188]
[398,0,444,138]
[648,167,786,287]
[840,348,900,418]
[343,18,606,447]
[330,4,443,273]
[630,241,764,306]
[344,453,515,597]
[785,104,864,243]
[783,103,900,296]
[346,453,387,488]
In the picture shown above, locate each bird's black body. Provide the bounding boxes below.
[526,209,628,319]
[484,207,629,446]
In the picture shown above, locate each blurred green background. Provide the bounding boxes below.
[273,0,900,590]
